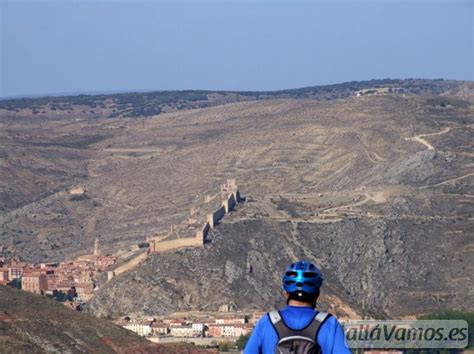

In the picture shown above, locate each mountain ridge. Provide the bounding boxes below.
[0,78,468,120]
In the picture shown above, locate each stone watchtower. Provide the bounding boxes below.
[93,238,101,256]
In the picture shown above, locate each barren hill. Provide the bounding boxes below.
[1,79,473,318]
[0,285,213,353]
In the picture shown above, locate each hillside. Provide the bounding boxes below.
[1,79,473,319]
[0,285,212,353]
[0,79,464,121]
[87,188,473,319]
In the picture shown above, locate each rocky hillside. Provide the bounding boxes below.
[1,79,473,319]
[87,190,472,319]
[0,285,212,353]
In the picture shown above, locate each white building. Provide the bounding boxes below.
[151,323,169,335]
[222,325,236,337]
[124,320,153,337]
[170,325,195,337]
[221,324,251,337]
[215,315,246,325]
[192,323,204,332]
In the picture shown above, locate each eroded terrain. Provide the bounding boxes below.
[1,82,473,318]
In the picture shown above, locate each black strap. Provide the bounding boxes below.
[268,310,332,342]
[300,312,332,341]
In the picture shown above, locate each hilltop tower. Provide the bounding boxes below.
[93,238,101,256]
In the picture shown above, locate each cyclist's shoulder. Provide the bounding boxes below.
[316,312,344,337]
[317,311,341,326]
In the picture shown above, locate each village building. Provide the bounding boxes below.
[218,303,236,312]
[39,262,58,270]
[0,268,9,285]
[170,324,196,337]
[206,322,251,338]
[215,314,246,325]
[75,282,95,301]
[220,324,251,337]
[8,261,27,279]
[222,325,235,337]
[21,271,48,295]
[53,281,75,294]
[164,318,186,325]
[233,325,251,337]
[191,322,205,336]
[150,323,169,335]
[207,324,224,337]
[124,320,153,337]
[0,251,115,303]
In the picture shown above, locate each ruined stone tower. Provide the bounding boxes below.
[93,238,101,256]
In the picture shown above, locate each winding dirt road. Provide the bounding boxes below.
[404,127,451,150]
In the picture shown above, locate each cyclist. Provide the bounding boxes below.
[244,260,351,353]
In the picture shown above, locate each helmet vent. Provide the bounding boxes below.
[303,272,318,278]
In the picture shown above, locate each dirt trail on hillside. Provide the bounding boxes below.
[405,124,474,151]
[405,127,451,150]
[420,172,474,189]
[322,193,371,214]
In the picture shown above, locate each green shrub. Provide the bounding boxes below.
[236,333,250,350]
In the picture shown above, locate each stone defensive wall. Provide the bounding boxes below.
[107,181,242,280]
[150,182,241,251]
[233,190,241,203]
[222,193,236,213]
[207,205,226,228]
[149,236,203,253]
[196,222,210,240]
[112,249,149,277]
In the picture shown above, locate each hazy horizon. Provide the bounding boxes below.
[0,77,469,100]
[1,0,473,98]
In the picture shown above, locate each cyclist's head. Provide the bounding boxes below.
[282,260,323,305]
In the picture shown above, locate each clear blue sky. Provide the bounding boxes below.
[1,0,473,98]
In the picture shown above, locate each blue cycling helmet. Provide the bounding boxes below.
[282,260,323,295]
